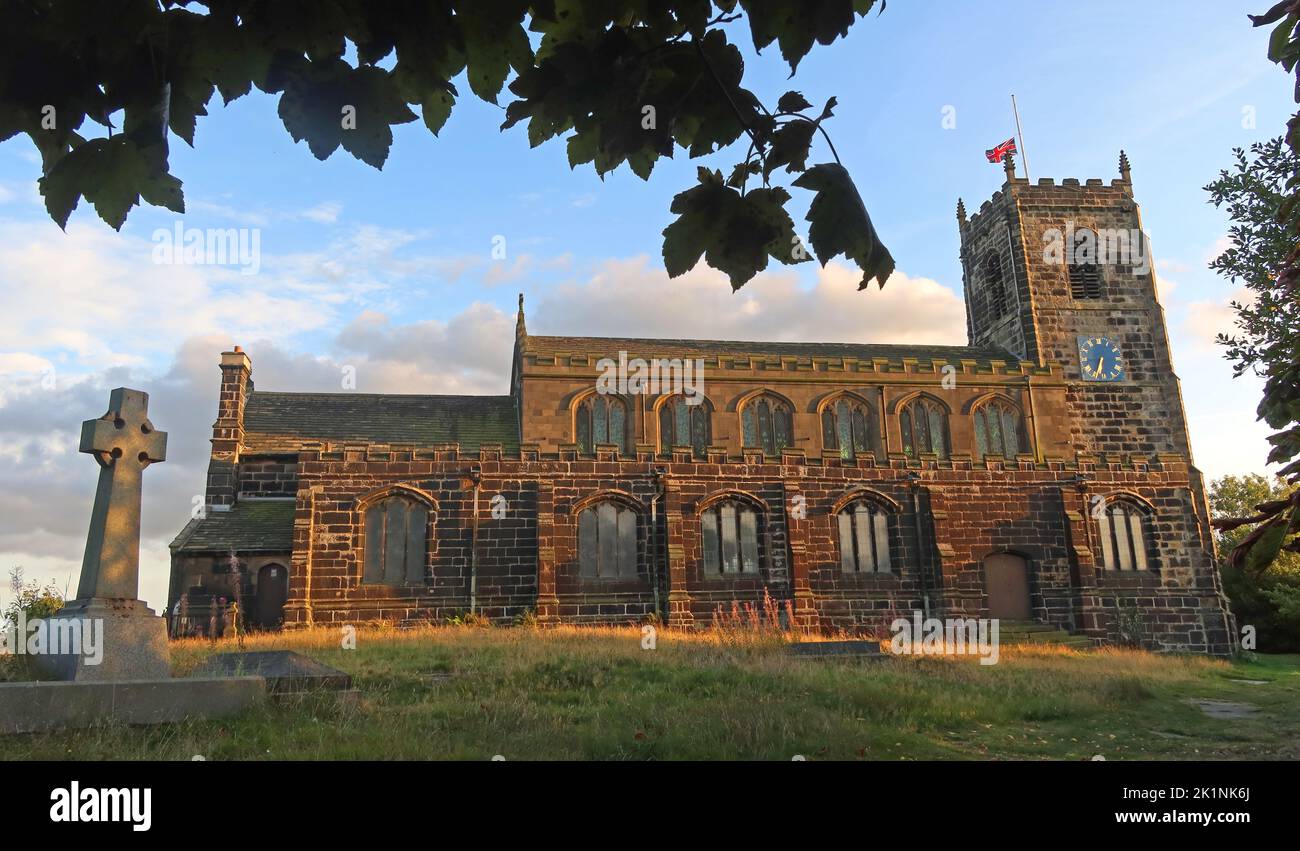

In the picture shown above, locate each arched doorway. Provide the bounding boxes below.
[984,553,1032,620]
[253,563,288,630]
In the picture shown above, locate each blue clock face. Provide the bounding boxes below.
[1078,336,1124,382]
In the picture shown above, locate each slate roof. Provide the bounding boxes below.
[522,334,1017,365]
[241,392,519,452]
[171,500,296,554]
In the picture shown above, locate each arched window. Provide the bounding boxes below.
[899,397,949,459]
[973,398,1026,458]
[821,396,876,461]
[575,394,631,456]
[1096,499,1151,571]
[578,501,639,578]
[362,496,428,584]
[700,498,761,574]
[984,253,1008,319]
[836,499,892,574]
[1069,227,1103,299]
[659,395,711,459]
[740,394,794,457]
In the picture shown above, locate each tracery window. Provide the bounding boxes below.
[578,501,639,578]
[973,398,1026,459]
[659,395,711,459]
[836,499,893,574]
[899,397,950,459]
[700,498,761,575]
[740,394,794,457]
[576,394,631,456]
[821,397,877,461]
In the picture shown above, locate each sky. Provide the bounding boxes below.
[0,1,1290,612]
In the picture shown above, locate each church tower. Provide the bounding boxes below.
[957,153,1194,460]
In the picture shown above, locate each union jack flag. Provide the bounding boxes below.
[985,137,1017,163]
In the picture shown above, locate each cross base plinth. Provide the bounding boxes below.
[36,598,171,682]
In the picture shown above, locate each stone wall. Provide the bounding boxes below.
[275,443,1234,654]
[238,457,298,498]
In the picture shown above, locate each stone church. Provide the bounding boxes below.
[168,154,1236,654]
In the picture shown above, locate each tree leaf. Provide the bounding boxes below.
[764,120,816,178]
[276,59,416,168]
[38,136,183,230]
[792,162,894,288]
[777,91,813,113]
[740,0,861,73]
[662,168,803,288]
[422,84,456,137]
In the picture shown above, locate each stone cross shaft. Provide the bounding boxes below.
[76,388,167,601]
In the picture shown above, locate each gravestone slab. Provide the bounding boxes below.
[0,677,265,735]
[194,651,352,694]
[787,640,886,658]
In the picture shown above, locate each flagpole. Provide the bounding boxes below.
[1011,94,1030,181]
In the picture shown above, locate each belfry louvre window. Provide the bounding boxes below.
[899,397,949,459]
[973,398,1026,458]
[1096,501,1151,571]
[659,395,711,459]
[822,398,875,461]
[741,395,794,457]
[578,502,638,578]
[362,497,428,584]
[1069,227,1103,299]
[837,500,892,573]
[576,395,631,456]
[700,499,761,574]
[985,254,1008,319]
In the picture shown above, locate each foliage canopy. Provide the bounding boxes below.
[0,0,894,290]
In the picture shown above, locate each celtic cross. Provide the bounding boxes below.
[75,388,167,601]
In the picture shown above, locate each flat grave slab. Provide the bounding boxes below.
[194,650,352,694]
[0,677,265,735]
[787,640,886,658]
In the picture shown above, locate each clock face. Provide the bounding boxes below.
[1078,336,1124,382]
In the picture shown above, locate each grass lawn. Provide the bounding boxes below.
[2,626,1297,760]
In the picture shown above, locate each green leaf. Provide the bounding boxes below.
[38,136,183,230]
[422,84,456,136]
[1268,15,1298,63]
[747,186,809,265]
[662,168,804,288]
[777,91,813,113]
[663,167,730,278]
[276,60,416,168]
[740,0,860,73]
[461,3,533,103]
[567,129,599,168]
[764,120,816,178]
[792,162,894,288]
[726,160,760,188]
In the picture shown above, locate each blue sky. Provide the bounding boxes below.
[0,1,1290,609]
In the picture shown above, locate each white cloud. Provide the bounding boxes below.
[1182,287,1252,351]
[1203,235,1232,266]
[300,201,343,224]
[533,256,967,346]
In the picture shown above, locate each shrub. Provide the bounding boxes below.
[1223,564,1300,652]
[3,567,63,629]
